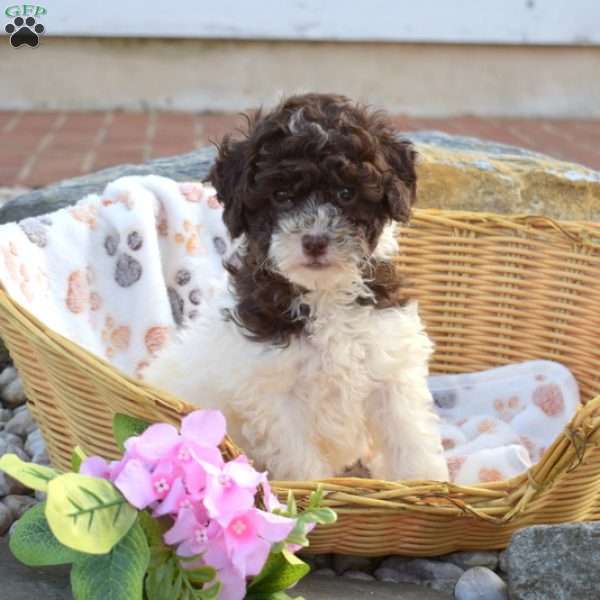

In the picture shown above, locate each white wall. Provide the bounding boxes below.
[2,38,600,116]
[7,0,600,45]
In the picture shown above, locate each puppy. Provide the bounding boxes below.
[145,93,449,482]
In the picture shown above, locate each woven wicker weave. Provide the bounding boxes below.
[2,209,600,557]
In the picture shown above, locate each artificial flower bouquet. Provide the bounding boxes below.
[0,410,337,600]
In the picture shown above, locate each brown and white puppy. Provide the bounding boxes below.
[145,93,448,481]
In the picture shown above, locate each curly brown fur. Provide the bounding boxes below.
[208,93,417,345]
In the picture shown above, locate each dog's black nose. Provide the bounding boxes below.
[302,234,329,258]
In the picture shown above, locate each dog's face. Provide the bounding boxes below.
[209,93,417,291]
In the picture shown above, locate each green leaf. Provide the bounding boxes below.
[249,550,310,594]
[146,549,220,600]
[299,508,337,525]
[71,520,149,600]
[286,490,297,516]
[71,446,87,473]
[113,413,151,452]
[0,454,59,492]
[9,502,83,566]
[138,511,168,548]
[45,473,138,554]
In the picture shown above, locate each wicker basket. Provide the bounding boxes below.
[2,209,600,557]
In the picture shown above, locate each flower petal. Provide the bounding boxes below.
[251,509,296,542]
[79,456,110,479]
[215,564,246,600]
[205,486,255,523]
[128,423,180,463]
[163,507,198,546]
[113,458,157,509]
[226,459,262,489]
[153,477,186,517]
[231,537,270,577]
[181,410,226,447]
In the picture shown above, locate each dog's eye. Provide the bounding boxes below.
[273,191,293,208]
[336,187,355,204]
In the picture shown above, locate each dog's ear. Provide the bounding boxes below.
[207,135,250,239]
[379,134,417,223]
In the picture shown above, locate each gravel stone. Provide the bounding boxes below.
[32,450,50,465]
[454,567,508,600]
[498,550,508,573]
[0,409,12,423]
[374,567,403,583]
[378,557,464,593]
[24,428,46,458]
[4,410,36,437]
[0,437,29,462]
[332,554,377,575]
[0,366,17,389]
[443,551,499,570]
[0,472,29,497]
[343,570,375,581]
[312,568,336,577]
[0,502,12,535]
[1,377,26,408]
[2,495,36,520]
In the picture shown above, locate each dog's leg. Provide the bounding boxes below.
[366,373,449,481]
[237,399,335,481]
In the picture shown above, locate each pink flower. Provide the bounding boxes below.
[111,410,227,509]
[125,411,226,470]
[164,507,219,558]
[222,509,295,577]
[214,565,247,600]
[203,456,264,521]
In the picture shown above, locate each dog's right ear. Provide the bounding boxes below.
[207,135,250,239]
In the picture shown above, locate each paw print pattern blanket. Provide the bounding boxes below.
[0,175,580,484]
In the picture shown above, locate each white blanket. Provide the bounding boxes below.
[0,175,580,484]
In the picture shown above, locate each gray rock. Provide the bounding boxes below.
[13,404,28,415]
[0,409,12,423]
[32,450,50,466]
[497,550,508,573]
[25,429,46,458]
[0,503,12,535]
[332,554,376,575]
[0,437,30,462]
[0,367,17,389]
[312,568,336,577]
[1,432,24,449]
[300,553,332,570]
[507,522,600,599]
[454,567,508,600]
[0,472,29,497]
[378,557,464,593]
[2,495,37,520]
[4,410,36,437]
[374,567,402,583]
[442,551,499,571]
[343,570,375,581]
[1,377,26,409]
[0,148,218,225]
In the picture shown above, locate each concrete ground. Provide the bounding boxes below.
[0,538,450,600]
[1,111,599,190]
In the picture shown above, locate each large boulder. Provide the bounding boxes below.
[2,132,599,225]
[413,132,600,220]
[506,522,600,600]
